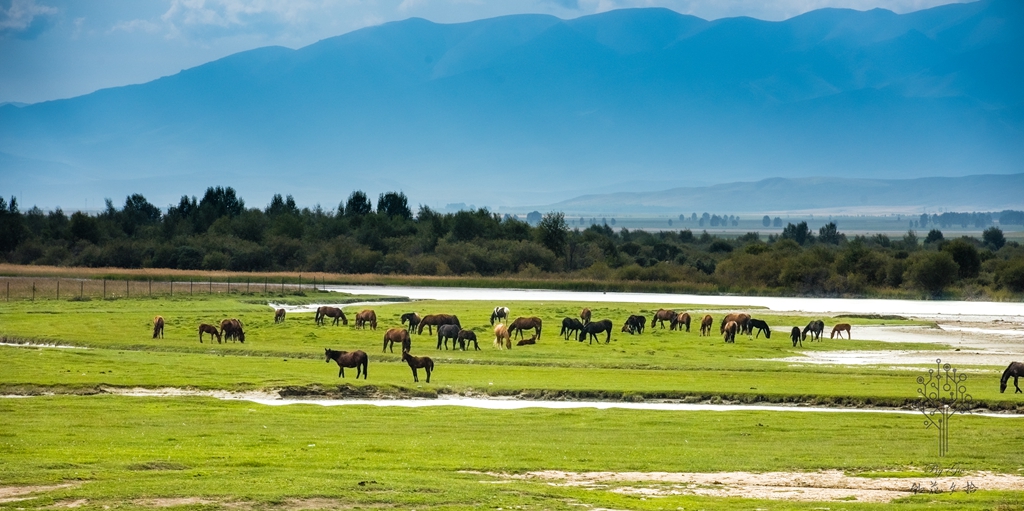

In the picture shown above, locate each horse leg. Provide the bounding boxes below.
[338,366,344,378]
[412,368,418,382]
[425,367,431,383]
[473,339,480,351]
[362,361,368,379]
[1015,376,1022,394]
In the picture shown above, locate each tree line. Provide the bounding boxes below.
[1,188,1022,297]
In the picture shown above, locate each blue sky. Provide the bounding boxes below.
[1,0,969,105]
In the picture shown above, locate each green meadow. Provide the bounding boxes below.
[1,291,1022,510]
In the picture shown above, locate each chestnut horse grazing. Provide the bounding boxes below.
[274,308,286,323]
[355,310,377,330]
[803,320,825,341]
[723,321,739,343]
[516,334,538,346]
[401,312,421,333]
[671,312,691,332]
[153,316,165,339]
[490,306,510,326]
[790,326,803,347]
[561,318,584,340]
[418,314,460,335]
[580,308,592,325]
[382,328,411,353]
[325,348,368,379]
[317,306,348,326]
[1001,362,1024,394]
[493,324,511,350]
[700,315,713,336]
[581,319,613,344]
[721,313,751,335]
[198,323,221,343]
[830,323,852,339]
[651,309,676,329]
[457,329,479,351]
[220,318,245,343]
[508,317,542,340]
[402,351,434,383]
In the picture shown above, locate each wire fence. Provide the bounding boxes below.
[0,275,324,302]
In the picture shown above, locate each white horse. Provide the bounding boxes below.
[490,306,510,325]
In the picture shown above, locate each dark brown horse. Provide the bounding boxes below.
[516,334,538,346]
[790,326,803,347]
[325,348,368,379]
[490,306,510,326]
[651,309,676,329]
[830,323,851,339]
[274,308,286,323]
[580,308,592,325]
[723,320,739,343]
[457,329,479,351]
[317,306,348,326]
[1001,362,1024,394]
[581,319,613,344]
[561,318,584,340]
[382,328,411,353]
[749,318,771,339]
[198,323,221,343]
[437,324,461,350]
[671,312,691,332]
[700,315,713,336]
[622,315,645,335]
[153,316,165,339]
[220,318,245,343]
[803,320,825,341]
[355,309,377,330]
[418,314,460,335]
[401,312,421,333]
[508,317,542,340]
[402,351,433,382]
[721,313,751,335]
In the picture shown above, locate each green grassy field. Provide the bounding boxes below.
[1,292,1022,510]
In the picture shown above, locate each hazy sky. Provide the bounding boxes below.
[1,0,970,104]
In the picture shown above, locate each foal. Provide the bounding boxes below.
[402,351,434,383]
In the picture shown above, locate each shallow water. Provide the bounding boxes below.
[320,285,1024,318]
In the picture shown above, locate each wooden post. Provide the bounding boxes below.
[170,280,173,296]
[247,278,249,293]
[6,281,9,301]
[57,279,60,300]
[80,280,83,299]
[299,274,302,291]
[264,277,267,295]
[32,281,35,301]
[149,279,152,296]
[209,278,212,294]
[126,279,129,298]
[103,279,106,299]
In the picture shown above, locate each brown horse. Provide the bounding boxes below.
[723,320,739,343]
[220,318,245,343]
[274,308,286,323]
[153,316,165,339]
[355,309,377,330]
[516,334,538,346]
[508,317,542,340]
[622,315,645,335]
[382,328,411,353]
[651,309,676,329]
[700,315,713,336]
[198,323,221,343]
[317,306,348,326]
[790,326,803,347]
[1001,362,1024,394]
[830,323,852,339]
[493,324,511,350]
[402,351,434,382]
[401,312,421,333]
[671,312,692,332]
[721,313,751,335]
[580,308,592,325]
[457,329,480,351]
[325,348,368,379]
[418,314,460,335]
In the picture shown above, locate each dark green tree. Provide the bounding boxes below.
[982,226,1005,250]
[907,251,959,295]
[0,196,25,252]
[377,191,412,219]
[762,215,771,227]
[925,229,944,244]
[345,191,372,217]
[941,239,981,279]
[781,221,813,245]
[818,222,842,244]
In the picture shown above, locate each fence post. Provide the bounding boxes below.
[227,278,230,295]
[126,279,129,298]
[57,279,60,300]
[209,278,212,294]
[299,274,302,291]
[170,280,173,296]
[149,279,152,296]
[264,277,267,295]
[6,281,9,301]
[103,279,106,299]
[247,278,249,294]
[80,280,83,299]
[32,281,36,301]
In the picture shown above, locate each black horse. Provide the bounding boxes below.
[790,326,803,347]
[437,324,461,350]
[401,312,421,333]
[560,318,584,340]
[622,315,646,335]
[402,351,434,383]
[457,329,479,351]
[325,348,368,379]
[802,320,825,341]
[749,318,771,339]
[581,319,613,345]
[1001,361,1024,394]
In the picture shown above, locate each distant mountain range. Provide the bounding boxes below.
[524,173,1024,215]
[1,0,1022,211]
